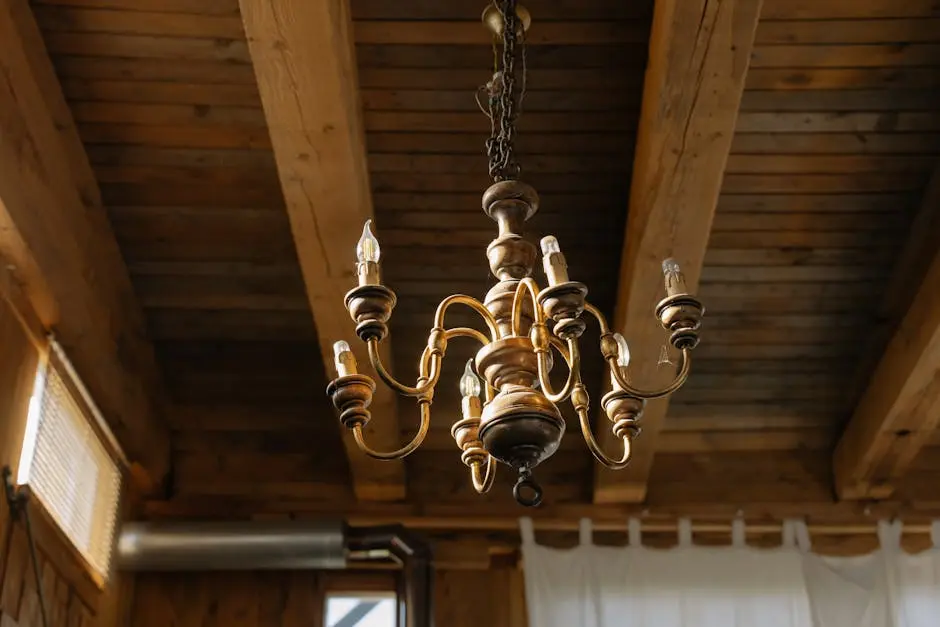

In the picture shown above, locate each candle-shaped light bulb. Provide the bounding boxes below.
[540,236,561,255]
[459,359,482,399]
[333,340,350,362]
[332,340,357,377]
[612,333,631,368]
[540,235,569,286]
[357,220,381,264]
[662,257,687,296]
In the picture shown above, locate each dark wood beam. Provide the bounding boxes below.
[144,496,940,530]
[238,0,405,500]
[0,0,169,486]
[594,0,763,504]
[833,168,940,500]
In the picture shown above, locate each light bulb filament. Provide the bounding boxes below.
[357,219,381,264]
[459,359,483,399]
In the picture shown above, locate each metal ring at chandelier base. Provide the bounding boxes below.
[513,473,543,508]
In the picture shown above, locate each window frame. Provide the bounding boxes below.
[16,342,128,586]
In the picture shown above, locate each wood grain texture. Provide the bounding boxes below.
[594,0,763,504]
[0,0,169,484]
[435,570,526,627]
[238,0,404,500]
[755,18,940,44]
[130,571,326,627]
[833,168,940,499]
[129,569,523,627]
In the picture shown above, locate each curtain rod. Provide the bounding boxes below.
[614,522,934,535]
[347,515,937,535]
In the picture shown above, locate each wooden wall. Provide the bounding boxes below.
[129,568,526,627]
[0,280,131,627]
[435,570,526,627]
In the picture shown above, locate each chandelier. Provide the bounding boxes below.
[327,0,705,507]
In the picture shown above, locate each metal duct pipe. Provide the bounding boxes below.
[347,526,434,627]
[116,520,346,571]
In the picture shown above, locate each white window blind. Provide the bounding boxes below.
[17,353,123,578]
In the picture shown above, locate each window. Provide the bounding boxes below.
[17,350,123,579]
[325,593,397,627]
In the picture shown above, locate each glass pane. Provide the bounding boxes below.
[326,594,397,627]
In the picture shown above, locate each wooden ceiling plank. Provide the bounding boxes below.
[755,18,940,45]
[354,20,647,46]
[237,0,405,501]
[0,0,170,485]
[746,68,940,90]
[32,0,241,16]
[761,0,940,20]
[33,6,245,38]
[594,0,762,504]
[54,56,258,83]
[833,166,940,500]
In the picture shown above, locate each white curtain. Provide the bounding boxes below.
[520,518,940,627]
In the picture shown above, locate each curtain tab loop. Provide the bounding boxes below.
[627,518,642,547]
[877,520,902,551]
[794,520,812,552]
[519,517,535,545]
[731,518,746,547]
[579,518,593,546]
[678,518,693,546]
[781,520,797,548]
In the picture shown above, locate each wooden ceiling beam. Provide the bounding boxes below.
[144,496,939,529]
[593,0,763,504]
[238,0,405,500]
[0,0,169,486]
[833,167,940,500]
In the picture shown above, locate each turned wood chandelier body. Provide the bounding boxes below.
[327,0,705,506]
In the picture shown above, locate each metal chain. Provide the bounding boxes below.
[486,0,522,181]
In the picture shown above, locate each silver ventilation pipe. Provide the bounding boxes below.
[116,520,347,571]
[116,521,434,626]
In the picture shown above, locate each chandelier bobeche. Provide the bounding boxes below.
[327,0,705,506]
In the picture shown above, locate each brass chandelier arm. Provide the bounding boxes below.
[511,277,545,336]
[352,400,432,461]
[365,338,442,398]
[444,327,491,346]
[548,336,571,361]
[470,457,497,493]
[606,348,692,400]
[584,302,612,334]
[583,301,693,400]
[537,337,580,403]
[434,295,500,340]
[576,405,633,470]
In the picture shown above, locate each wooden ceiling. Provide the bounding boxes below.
[1,0,939,552]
